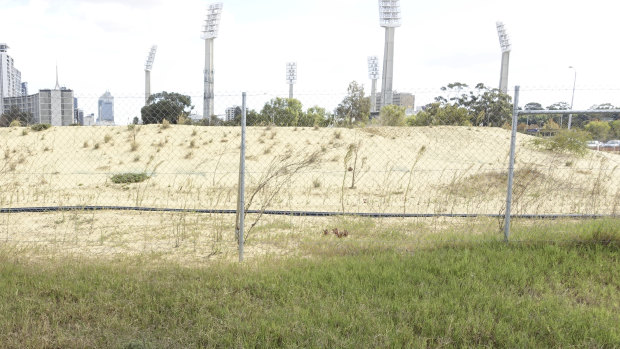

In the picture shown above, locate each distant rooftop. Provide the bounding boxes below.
[0,43,9,52]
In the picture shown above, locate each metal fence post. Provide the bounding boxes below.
[236,92,247,262]
[504,86,520,242]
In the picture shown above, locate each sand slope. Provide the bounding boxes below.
[1,124,618,215]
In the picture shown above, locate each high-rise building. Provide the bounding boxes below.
[2,88,74,126]
[97,91,114,125]
[225,106,240,122]
[0,44,23,99]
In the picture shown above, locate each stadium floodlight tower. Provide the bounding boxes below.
[286,62,297,99]
[144,45,157,105]
[379,0,401,108]
[201,2,223,124]
[367,56,380,113]
[496,21,511,94]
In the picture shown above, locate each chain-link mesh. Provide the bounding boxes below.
[1,87,619,261]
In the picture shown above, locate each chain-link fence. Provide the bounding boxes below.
[1,86,619,261]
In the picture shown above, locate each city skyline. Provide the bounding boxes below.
[1,0,620,119]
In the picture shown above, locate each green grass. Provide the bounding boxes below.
[0,220,618,347]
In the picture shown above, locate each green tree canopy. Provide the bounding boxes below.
[419,82,512,127]
[260,97,303,126]
[379,105,406,126]
[141,92,193,125]
[335,81,370,126]
[584,121,611,140]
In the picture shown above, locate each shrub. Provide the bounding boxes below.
[30,123,52,132]
[9,120,21,127]
[110,173,150,184]
[531,130,589,156]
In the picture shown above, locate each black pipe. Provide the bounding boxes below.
[0,206,615,219]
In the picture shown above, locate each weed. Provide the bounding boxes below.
[21,129,29,136]
[161,119,170,129]
[133,155,140,162]
[93,143,100,150]
[104,134,112,143]
[312,178,322,188]
[110,173,150,184]
[30,123,51,132]
[83,141,89,148]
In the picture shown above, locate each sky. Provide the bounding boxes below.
[1,0,620,122]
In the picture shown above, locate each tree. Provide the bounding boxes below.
[610,120,620,139]
[424,82,512,127]
[524,102,544,110]
[298,106,327,127]
[408,103,470,126]
[0,105,33,127]
[546,102,571,128]
[379,105,406,126]
[589,103,619,121]
[260,97,303,126]
[335,81,370,126]
[141,92,193,124]
[464,84,512,127]
[585,121,611,140]
[132,116,139,125]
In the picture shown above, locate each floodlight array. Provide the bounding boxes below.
[368,56,380,80]
[379,0,401,28]
[496,21,511,53]
[286,62,297,84]
[145,45,157,72]
[201,3,223,39]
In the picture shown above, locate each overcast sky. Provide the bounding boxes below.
[1,0,619,121]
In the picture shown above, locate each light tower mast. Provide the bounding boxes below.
[201,2,223,124]
[286,62,297,99]
[496,21,511,94]
[144,45,157,105]
[378,0,401,108]
[367,56,380,113]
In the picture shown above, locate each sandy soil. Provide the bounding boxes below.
[1,124,618,260]
[1,125,618,215]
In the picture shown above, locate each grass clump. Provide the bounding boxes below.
[110,172,149,184]
[30,123,52,132]
[531,129,589,156]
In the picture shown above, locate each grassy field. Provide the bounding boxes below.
[0,219,618,348]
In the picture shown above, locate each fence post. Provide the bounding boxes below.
[236,92,247,262]
[504,86,520,242]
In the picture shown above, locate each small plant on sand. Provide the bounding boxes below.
[104,134,112,143]
[30,123,51,132]
[9,120,21,127]
[110,172,150,184]
[161,119,171,129]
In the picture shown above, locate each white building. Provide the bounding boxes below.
[0,44,22,99]
[225,106,239,122]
